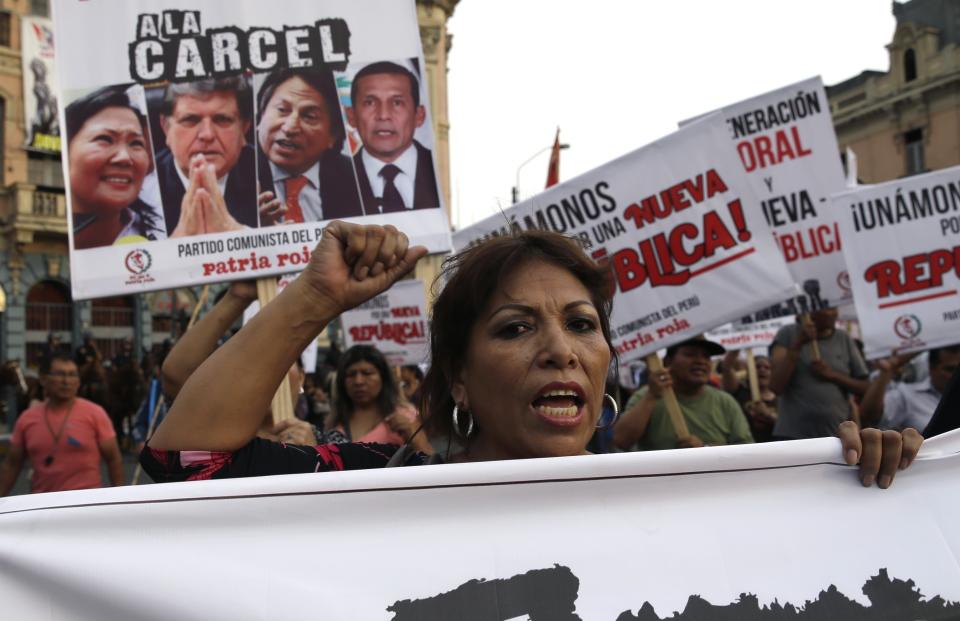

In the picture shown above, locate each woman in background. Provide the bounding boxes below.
[323,345,431,453]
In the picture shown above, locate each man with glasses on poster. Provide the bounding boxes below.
[0,354,123,495]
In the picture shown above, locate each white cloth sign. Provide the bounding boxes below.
[341,279,429,365]
[834,165,960,358]
[684,77,850,321]
[453,115,796,362]
[706,315,795,351]
[53,0,451,300]
[2,432,959,619]
[21,16,61,153]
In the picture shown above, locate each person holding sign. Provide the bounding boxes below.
[860,346,960,432]
[346,61,440,213]
[141,224,920,490]
[770,309,869,440]
[255,68,363,225]
[159,281,316,446]
[612,337,753,451]
[321,345,429,451]
[722,352,777,442]
[66,86,165,249]
[153,77,258,236]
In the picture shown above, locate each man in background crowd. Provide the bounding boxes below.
[613,336,753,451]
[769,309,869,440]
[0,354,123,495]
[860,345,960,432]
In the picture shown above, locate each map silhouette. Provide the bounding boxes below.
[387,565,959,620]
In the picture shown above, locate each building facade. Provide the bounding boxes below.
[0,0,459,372]
[828,0,960,183]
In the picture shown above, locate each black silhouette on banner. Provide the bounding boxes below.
[387,565,959,620]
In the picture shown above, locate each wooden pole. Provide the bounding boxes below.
[645,353,689,440]
[187,285,210,329]
[257,277,295,424]
[130,394,165,485]
[802,314,821,360]
[746,349,761,403]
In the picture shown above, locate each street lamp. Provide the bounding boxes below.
[512,142,570,203]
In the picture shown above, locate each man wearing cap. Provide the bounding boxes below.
[613,336,753,451]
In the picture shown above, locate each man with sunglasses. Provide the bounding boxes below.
[0,353,122,495]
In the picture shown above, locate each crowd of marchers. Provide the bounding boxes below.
[0,223,940,496]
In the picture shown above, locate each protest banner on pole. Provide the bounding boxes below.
[453,115,797,364]
[52,0,451,300]
[21,16,61,153]
[2,431,960,619]
[833,165,960,358]
[341,279,429,366]
[705,315,795,351]
[683,77,851,323]
[745,349,761,402]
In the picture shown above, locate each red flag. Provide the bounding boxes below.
[545,128,561,188]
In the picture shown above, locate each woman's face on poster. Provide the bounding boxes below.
[69,106,150,214]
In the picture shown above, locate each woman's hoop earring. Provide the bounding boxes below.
[452,403,475,439]
[597,393,620,429]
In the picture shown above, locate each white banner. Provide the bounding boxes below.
[2,432,959,619]
[685,77,850,321]
[454,115,796,362]
[834,166,960,358]
[341,279,429,366]
[53,0,451,300]
[21,16,61,153]
[705,315,795,352]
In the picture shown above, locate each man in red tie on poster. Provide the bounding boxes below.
[256,68,363,225]
[0,354,123,495]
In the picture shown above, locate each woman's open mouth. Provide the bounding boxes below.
[530,383,585,427]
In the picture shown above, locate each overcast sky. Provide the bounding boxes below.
[446,0,897,228]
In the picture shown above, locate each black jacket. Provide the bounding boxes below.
[256,149,364,222]
[353,141,440,213]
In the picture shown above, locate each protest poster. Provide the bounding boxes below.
[52,0,451,300]
[453,115,797,363]
[683,77,850,323]
[2,431,959,619]
[242,274,318,372]
[705,315,795,352]
[341,279,429,366]
[833,165,960,358]
[21,16,61,153]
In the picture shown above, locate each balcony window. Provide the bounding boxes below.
[905,128,924,176]
[904,48,917,82]
[29,0,50,17]
[0,13,10,49]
